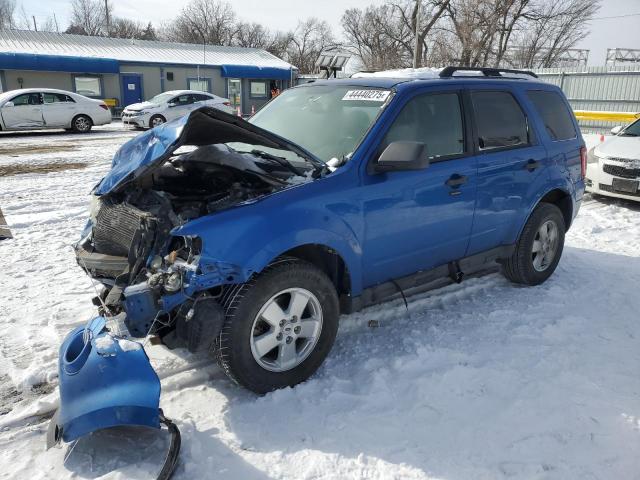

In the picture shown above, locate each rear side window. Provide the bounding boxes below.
[527,90,576,141]
[43,93,75,103]
[382,92,465,159]
[471,91,528,150]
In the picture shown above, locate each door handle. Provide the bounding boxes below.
[445,174,468,187]
[524,159,541,171]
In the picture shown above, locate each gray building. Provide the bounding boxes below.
[0,30,295,115]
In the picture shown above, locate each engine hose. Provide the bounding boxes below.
[157,410,181,480]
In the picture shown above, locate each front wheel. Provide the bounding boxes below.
[215,259,339,394]
[149,115,166,128]
[502,203,565,285]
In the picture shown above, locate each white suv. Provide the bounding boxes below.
[122,90,234,129]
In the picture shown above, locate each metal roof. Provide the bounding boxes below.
[0,29,294,70]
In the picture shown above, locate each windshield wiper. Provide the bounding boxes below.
[249,149,305,177]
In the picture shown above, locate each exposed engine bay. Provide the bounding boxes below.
[74,107,319,350]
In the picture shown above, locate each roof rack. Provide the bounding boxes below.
[439,66,538,79]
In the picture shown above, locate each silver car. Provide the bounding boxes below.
[122,90,235,129]
[0,88,112,133]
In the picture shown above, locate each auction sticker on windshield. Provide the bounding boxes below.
[342,90,390,102]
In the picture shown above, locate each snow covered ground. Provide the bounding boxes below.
[0,129,639,479]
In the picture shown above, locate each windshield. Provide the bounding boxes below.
[148,92,176,105]
[620,119,640,137]
[240,85,390,163]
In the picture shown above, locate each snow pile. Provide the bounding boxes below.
[352,67,443,79]
[0,125,639,479]
[118,338,142,352]
[93,334,115,350]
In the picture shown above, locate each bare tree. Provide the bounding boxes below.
[286,18,338,74]
[67,0,110,36]
[392,0,451,66]
[0,0,16,29]
[342,5,410,70]
[516,0,599,67]
[164,0,236,45]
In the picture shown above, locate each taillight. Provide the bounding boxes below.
[99,104,109,111]
[579,146,587,179]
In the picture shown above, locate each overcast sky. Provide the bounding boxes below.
[20,0,640,66]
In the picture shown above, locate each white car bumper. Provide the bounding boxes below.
[586,157,640,202]
[122,112,151,128]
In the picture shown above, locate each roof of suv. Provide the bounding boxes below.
[299,67,546,90]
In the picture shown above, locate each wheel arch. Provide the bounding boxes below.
[538,188,573,230]
[277,244,352,299]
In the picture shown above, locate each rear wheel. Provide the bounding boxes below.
[72,115,92,133]
[215,259,339,394]
[149,115,166,128]
[502,203,565,285]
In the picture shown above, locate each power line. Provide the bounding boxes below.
[588,12,640,21]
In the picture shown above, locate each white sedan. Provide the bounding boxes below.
[586,119,640,202]
[0,88,112,133]
[122,90,235,129]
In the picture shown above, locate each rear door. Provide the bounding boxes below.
[361,89,478,285]
[42,92,77,127]
[1,92,44,129]
[466,88,549,255]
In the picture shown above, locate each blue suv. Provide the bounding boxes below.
[49,67,585,449]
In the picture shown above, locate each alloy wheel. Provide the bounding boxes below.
[531,220,559,272]
[249,288,323,372]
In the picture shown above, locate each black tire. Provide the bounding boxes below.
[149,115,166,129]
[215,258,339,394]
[71,114,93,133]
[502,202,565,286]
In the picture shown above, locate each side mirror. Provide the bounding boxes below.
[3,101,14,108]
[610,125,623,135]
[374,141,430,173]
[167,102,177,108]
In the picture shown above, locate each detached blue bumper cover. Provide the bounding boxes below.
[48,317,161,447]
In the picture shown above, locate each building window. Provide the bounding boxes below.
[187,78,211,93]
[166,72,174,81]
[250,81,268,98]
[74,76,102,97]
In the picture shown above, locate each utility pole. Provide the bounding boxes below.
[105,0,110,35]
[412,0,421,68]
[32,15,37,32]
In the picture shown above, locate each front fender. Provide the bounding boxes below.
[173,182,364,294]
[48,317,160,448]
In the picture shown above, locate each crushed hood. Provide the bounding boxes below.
[95,107,319,195]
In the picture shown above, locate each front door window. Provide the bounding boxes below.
[228,78,242,111]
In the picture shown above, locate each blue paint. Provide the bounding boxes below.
[0,52,119,73]
[55,320,160,443]
[221,65,291,80]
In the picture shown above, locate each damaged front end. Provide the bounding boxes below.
[50,107,321,475]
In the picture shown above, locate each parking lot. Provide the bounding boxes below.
[0,127,639,479]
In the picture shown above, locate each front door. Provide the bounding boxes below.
[1,92,43,129]
[122,74,143,107]
[361,91,477,286]
[227,78,242,113]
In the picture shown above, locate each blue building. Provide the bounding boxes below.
[0,30,295,114]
